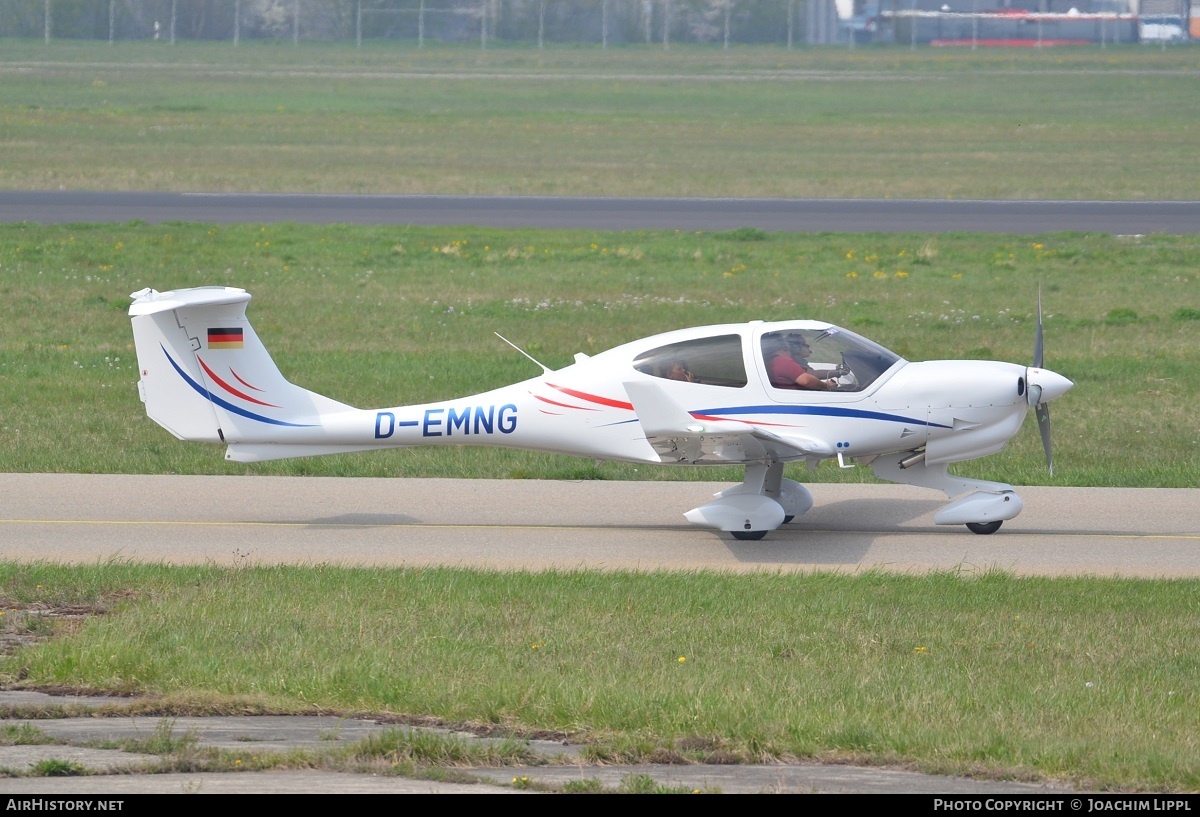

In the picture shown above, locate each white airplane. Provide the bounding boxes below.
[129,286,1072,540]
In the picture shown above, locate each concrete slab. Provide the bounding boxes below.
[0,692,1078,795]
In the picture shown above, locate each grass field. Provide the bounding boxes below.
[2,42,1199,791]
[3,563,1199,791]
[2,40,1199,198]
[2,222,1198,486]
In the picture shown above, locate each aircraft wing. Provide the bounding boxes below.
[623,381,832,465]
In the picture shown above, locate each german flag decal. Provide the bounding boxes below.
[208,327,244,349]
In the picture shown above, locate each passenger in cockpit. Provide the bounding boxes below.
[665,360,695,382]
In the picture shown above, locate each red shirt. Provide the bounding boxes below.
[769,352,812,389]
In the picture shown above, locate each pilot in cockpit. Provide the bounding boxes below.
[765,332,840,391]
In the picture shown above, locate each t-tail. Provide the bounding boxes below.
[129,287,356,456]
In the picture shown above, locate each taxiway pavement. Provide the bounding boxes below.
[4,191,1199,234]
[3,474,1198,577]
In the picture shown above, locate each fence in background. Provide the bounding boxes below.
[0,0,1180,48]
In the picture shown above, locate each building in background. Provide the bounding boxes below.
[849,0,1189,44]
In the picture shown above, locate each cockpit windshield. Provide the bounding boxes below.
[761,326,901,393]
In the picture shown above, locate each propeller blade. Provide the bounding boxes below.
[1037,401,1053,475]
[1031,287,1056,474]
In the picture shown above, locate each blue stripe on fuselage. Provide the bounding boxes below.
[692,404,951,429]
[161,345,314,428]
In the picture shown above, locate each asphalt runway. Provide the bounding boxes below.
[4,474,1197,577]
[4,190,1200,234]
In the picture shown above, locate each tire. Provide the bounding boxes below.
[966,520,1003,535]
[731,530,768,541]
[782,515,795,524]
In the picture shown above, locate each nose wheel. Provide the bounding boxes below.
[966,520,1003,535]
[731,529,768,541]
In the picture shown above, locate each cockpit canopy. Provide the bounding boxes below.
[759,326,900,392]
[631,323,902,393]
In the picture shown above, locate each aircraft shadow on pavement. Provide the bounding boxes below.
[721,497,955,566]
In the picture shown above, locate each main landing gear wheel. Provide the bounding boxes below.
[782,515,795,524]
[966,521,1003,535]
[731,530,768,541]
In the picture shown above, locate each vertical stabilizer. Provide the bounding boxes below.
[129,287,350,444]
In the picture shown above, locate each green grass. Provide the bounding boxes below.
[29,758,86,777]
[120,717,199,756]
[346,728,535,767]
[2,222,1198,486]
[1,562,1197,790]
[0,723,54,746]
[1,40,1198,198]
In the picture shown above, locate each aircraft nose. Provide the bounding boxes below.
[1026,368,1073,404]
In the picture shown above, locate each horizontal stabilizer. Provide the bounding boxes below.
[129,286,252,317]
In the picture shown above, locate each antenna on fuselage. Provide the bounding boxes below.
[494,332,552,375]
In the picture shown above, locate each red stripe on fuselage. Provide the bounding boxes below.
[532,392,599,411]
[230,368,266,392]
[197,356,280,408]
[547,383,633,411]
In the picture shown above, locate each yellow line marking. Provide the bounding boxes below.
[0,518,635,531]
[2,519,1198,539]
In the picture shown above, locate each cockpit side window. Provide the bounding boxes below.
[632,335,747,388]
